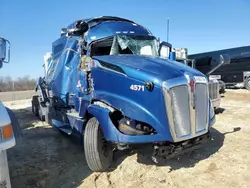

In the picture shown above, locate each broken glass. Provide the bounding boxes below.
[115,35,159,57]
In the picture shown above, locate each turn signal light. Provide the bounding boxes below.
[3,124,13,140]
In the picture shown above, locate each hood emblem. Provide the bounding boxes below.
[185,74,196,108]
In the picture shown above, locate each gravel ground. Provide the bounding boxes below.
[4,89,250,188]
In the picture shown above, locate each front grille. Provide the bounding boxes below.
[163,77,209,142]
[195,84,208,132]
[208,81,219,100]
[169,85,191,137]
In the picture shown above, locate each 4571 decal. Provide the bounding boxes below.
[130,84,145,91]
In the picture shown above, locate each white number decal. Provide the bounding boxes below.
[130,85,145,91]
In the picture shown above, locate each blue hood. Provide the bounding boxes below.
[93,54,205,85]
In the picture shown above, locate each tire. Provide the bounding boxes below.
[38,104,45,121]
[84,117,113,172]
[32,103,37,115]
[32,96,39,117]
[218,80,226,94]
[245,77,250,90]
[45,110,52,125]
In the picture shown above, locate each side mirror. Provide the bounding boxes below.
[220,54,230,65]
[61,20,89,37]
[0,37,10,63]
[159,41,172,58]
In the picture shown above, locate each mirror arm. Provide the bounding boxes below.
[206,54,229,76]
[206,61,223,76]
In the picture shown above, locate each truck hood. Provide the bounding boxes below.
[93,54,205,85]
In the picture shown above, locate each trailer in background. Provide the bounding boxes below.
[188,46,250,90]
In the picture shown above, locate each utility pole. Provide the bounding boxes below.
[12,79,15,101]
[167,17,170,42]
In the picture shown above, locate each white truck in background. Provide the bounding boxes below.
[0,37,22,188]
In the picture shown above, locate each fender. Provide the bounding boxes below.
[91,93,171,138]
[87,98,216,144]
[87,104,173,143]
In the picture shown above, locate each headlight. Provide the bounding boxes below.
[0,124,13,141]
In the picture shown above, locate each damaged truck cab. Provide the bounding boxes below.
[33,16,216,172]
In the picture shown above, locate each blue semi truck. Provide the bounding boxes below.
[32,16,219,172]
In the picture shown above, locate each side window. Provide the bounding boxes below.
[90,38,114,57]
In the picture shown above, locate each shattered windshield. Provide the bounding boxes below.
[114,35,159,57]
[91,34,160,57]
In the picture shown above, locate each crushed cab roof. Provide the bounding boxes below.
[65,16,153,43]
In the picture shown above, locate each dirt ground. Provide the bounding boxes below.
[3,89,250,188]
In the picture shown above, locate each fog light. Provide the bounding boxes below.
[3,124,13,140]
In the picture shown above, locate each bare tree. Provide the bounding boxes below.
[0,77,6,92]
[0,75,36,92]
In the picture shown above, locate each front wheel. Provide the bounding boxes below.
[245,77,250,90]
[38,104,45,121]
[218,80,226,94]
[32,95,39,117]
[84,117,113,172]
